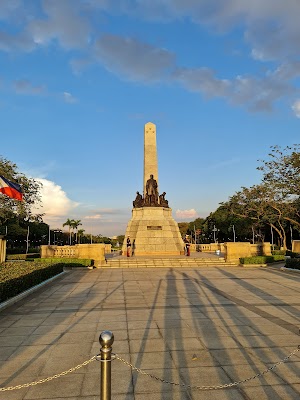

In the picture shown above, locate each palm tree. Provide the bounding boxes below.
[72,219,82,244]
[77,228,85,244]
[63,218,74,245]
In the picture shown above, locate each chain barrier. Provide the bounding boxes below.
[0,356,96,392]
[115,346,300,391]
[1,346,299,392]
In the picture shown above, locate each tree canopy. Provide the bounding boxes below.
[0,156,42,226]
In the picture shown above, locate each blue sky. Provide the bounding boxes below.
[1,0,300,236]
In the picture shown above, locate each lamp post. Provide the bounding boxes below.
[212,225,219,243]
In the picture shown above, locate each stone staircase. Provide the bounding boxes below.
[103,256,239,268]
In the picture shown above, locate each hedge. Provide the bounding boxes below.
[285,258,300,270]
[0,261,64,303]
[271,250,300,258]
[6,253,40,261]
[285,250,300,258]
[240,255,285,264]
[35,258,93,266]
[6,248,39,255]
[271,250,286,256]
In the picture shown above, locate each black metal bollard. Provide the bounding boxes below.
[99,330,114,400]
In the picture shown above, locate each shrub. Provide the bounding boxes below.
[272,255,286,261]
[240,255,285,264]
[285,250,300,258]
[271,250,286,255]
[35,258,93,266]
[6,253,40,261]
[6,247,39,255]
[0,261,64,302]
[285,259,300,270]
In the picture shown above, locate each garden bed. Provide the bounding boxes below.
[0,261,64,302]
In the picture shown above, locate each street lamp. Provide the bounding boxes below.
[212,225,219,243]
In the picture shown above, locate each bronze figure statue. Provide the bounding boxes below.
[132,176,169,208]
[133,191,143,208]
[159,191,169,208]
[145,174,159,206]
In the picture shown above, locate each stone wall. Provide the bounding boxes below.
[190,243,225,252]
[292,240,300,253]
[40,243,110,266]
[225,242,271,262]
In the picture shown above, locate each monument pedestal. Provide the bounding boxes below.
[123,207,184,256]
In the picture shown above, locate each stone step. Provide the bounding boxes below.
[104,258,239,268]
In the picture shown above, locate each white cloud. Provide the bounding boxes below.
[0,0,22,19]
[84,214,102,219]
[176,209,198,220]
[13,79,46,95]
[27,0,90,49]
[94,34,175,82]
[173,67,230,98]
[174,66,295,112]
[1,0,300,113]
[32,178,79,225]
[63,91,78,103]
[292,100,300,118]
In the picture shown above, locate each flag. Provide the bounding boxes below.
[0,175,23,201]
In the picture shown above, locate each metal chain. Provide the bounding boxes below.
[115,347,300,391]
[1,347,299,392]
[0,356,96,392]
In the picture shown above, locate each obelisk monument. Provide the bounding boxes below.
[144,122,158,197]
[122,122,184,256]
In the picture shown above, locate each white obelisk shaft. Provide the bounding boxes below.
[143,122,158,197]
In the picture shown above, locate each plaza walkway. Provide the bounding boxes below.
[0,265,299,399]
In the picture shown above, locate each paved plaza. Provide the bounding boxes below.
[0,265,300,399]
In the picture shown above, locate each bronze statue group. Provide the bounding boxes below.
[133,175,169,208]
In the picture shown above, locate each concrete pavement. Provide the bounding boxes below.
[0,265,299,399]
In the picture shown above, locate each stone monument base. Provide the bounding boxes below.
[122,207,184,256]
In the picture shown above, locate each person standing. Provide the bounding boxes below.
[126,236,131,257]
[184,235,190,256]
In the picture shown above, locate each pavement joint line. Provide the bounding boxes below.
[174,270,300,335]
[1,267,300,399]
[6,302,300,316]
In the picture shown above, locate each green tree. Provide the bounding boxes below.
[178,222,189,238]
[63,218,74,245]
[258,145,300,197]
[71,219,82,244]
[77,228,85,244]
[226,184,293,247]
[0,156,42,226]
[116,235,125,246]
